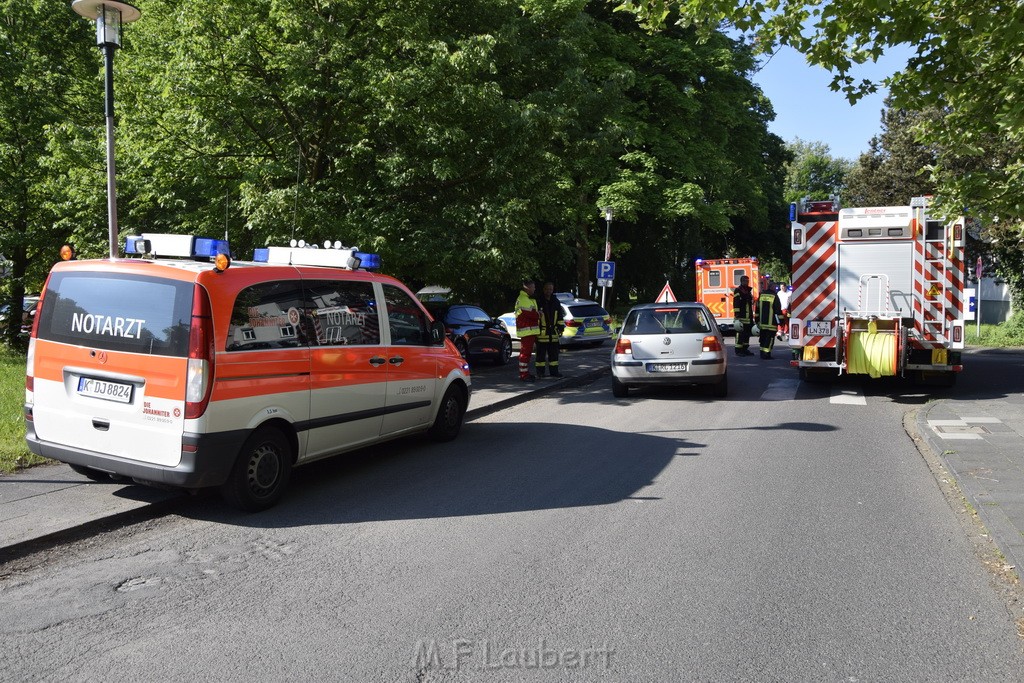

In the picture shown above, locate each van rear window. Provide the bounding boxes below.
[36,272,193,357]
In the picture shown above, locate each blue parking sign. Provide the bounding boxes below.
[597,261,615,280]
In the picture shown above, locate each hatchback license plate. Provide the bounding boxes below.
[648,362,688,373]
[78,377,133,404]
[806,321,832,336]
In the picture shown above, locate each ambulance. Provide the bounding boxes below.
[24,234,471,511]
[694,257,759,332]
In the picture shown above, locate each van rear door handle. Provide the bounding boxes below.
[369,356,386,367]
[389,356,404,366]
[92,419,110,431]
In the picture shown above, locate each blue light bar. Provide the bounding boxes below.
[355,251,381,270]
[124,236,151,255]
[789,203,797,221]
[252,248,269,263]
[193,237,230,258]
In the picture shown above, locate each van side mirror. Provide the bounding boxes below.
[430,320,446,345]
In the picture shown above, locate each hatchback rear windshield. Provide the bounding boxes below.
[566,304,607,318]
[624,307,711,335]
[36,272,194,357]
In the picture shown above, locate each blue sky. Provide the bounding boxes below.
[749,45,913,161]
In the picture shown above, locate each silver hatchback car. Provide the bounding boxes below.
[610,302,728,398]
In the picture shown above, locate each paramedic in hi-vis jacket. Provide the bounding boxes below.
[535,281,562,378]
[515,279,540,382]
[732,275,755,356]
[756,287,784,360]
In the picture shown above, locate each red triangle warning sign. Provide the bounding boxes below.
[655,281,677,303]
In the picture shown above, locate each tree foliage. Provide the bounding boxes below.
[782,139,851,206]
[4,0,790,337]
[618,0,1024,226]
[0,0,95,346]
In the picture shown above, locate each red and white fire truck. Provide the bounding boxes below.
[695,257,759,332]
[787,196,966,385]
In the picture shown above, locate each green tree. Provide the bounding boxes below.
[0,1,95,347]
[843,101,937,207]
[782,138,851,205]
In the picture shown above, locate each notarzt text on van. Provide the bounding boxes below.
[70,313,146,339]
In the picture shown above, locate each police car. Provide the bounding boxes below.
[498,293,613,347]
[24,234,471,511]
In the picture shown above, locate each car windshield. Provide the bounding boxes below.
[625,307,710,335]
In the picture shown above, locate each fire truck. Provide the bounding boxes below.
[788,196,966,385]
[695,257,759,332]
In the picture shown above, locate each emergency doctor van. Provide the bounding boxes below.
[24,234,471,511]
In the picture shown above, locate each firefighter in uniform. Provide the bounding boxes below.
[535,281,562,378]
[732,275,755,356]
[515,279,540,382]
[756,286,784,359]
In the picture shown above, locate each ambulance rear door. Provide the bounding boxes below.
[30,268,194,467]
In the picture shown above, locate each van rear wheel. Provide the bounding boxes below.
[221,427,292,512]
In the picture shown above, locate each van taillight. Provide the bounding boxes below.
[25,338,35,401]
[185,286,215,419]
[614,338,632,354]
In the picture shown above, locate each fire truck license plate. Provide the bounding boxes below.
[806,321,832,336]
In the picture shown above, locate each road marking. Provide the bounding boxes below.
[830,388,866,405]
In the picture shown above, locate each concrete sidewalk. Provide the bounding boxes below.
[0,345,612,558]
[915,395,1024,576]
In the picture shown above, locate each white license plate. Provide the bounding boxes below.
[78,377,133,404]
[647,362,688,373]
[806,321,832,336]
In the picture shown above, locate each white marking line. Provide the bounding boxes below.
[929,420,967,427]
[960,417,1002,424]
[762,379,800,401]
[830,388,866,405]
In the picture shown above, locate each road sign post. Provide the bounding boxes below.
[597,261,615,308]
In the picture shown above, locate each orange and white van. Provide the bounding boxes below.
[24,234,471,511]
[694,257,760,332]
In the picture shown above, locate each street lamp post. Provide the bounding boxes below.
[601,206,613,308]
[72,0,141,259]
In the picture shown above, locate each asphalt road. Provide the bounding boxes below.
[1,351,1023,681]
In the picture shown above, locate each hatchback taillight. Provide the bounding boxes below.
[185,286,215,419]
[702,335,722,353]
[615,338,632,354]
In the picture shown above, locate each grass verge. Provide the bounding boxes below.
[0,345,46,473]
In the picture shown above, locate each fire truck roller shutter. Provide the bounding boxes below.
[837,242,914,316]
